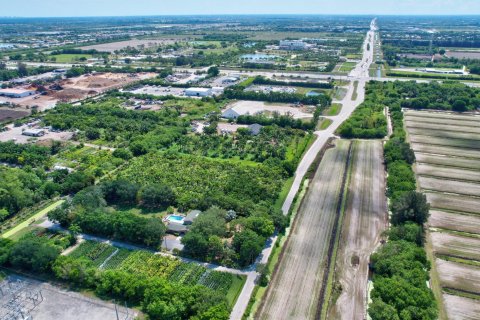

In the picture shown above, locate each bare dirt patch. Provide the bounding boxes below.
[404,110,480,121]
[426,192,480,214]
[409,135,480,150]
[405,121,480,134]
[443,294,480,320]
[411,143,480,159]
[0,107,29,122]
[429,210,480,234]
[415,153,480,171]
[416,163,480,183]
[257,140,351,320]
[408,128,480,142]
[330,140,387,320]
[436,258,480,294]
[418,176,480,197]
[430,232,480,261]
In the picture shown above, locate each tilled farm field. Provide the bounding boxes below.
[405,109,480,318]
[329,140,387,320]
[257,140,351,320]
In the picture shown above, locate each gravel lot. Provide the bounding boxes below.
[330,140,387,320]
[0,275,137,320]
[225,100,313,119]
[257,140,350,320]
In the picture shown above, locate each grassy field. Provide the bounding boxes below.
[50,54,94,63]
[2,200,64,239]
[323,103,342,116]
[405,109,480,317]
[317,118,333,130]
[338,62,356,73]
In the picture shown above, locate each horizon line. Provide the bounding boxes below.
[1,13,480,19]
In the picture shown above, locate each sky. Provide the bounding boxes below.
[2,0,480,17]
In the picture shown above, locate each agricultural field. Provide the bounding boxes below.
[68,240,245,306]
[405,109,480,318]
[257,140,351,320]
[329,140,387,320]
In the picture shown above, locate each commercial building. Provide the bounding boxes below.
[185,88,212,97]
[0,88,36,98]
[22,128,45,137]
[279,40,308,51]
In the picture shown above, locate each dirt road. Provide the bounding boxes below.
[257,140,351,320]
[329,140,387,320]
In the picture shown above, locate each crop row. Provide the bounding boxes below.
[69,242,235,294]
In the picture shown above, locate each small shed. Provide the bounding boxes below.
[222,108,241,119]
[248,123,263,135]
[184,210,201,225]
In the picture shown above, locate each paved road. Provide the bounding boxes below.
[229,18,377,320]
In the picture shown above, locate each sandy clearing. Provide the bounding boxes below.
[443,294,480,320]
[225,100,314,119]
[436,259,480,294]
[418,176,480,197]
[426,193,480,214]
[411,143,480,159]
[408,128,480,142]
[430,232,480,261]
[415,153,480,171]
[257,140,351,320]
[409,135,480,150]
[404,110,480,121]
[330,140,387,320]
[405,121,480,134]
[429,210,480,235]
[416,163,480,182]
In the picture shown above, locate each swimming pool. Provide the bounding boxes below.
[167,215,184,223]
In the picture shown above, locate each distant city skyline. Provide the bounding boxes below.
[2,0,480,17]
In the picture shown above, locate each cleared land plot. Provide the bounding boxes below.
[330,140,387,320]
[415,153,480,171]
[0,275,137,320]
[427,192,480,215]
[418,176,480,197]
[436,259,480,294]
[443,294,480,320]
[429,210,480,234]
[404,110,480,122]
[225,100,313,119]
[430,232,480,261]
[405,121,480,134]
[0,108,29,122]
[257,140,351,320]
[404,116,480,129]
[411,144,480,159]
[416,163,480,183]
[407,128,480,142]
[409,135,480,150]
